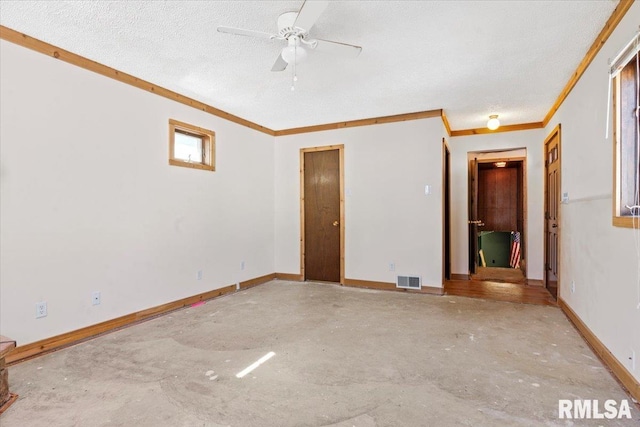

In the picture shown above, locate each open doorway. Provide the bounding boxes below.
[468,150,527,283]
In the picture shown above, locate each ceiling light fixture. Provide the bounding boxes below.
[281,41,308,65]
[281,37,309,91]
[495,161,507,168]
[487,115,500,130]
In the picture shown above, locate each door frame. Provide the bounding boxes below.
[442,138,451,282]
[300,144,345,283]
[468,154,528,276]
[543,124,561,294]
[468,157,479,274]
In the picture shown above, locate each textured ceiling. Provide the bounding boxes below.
[0,1,618,131]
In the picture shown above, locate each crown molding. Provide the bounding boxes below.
[441,111,452,137]
[273,109,443,136]
[542,0,635,127]
[3,0,634,140]
[0,25,276,136]
[450,122,544,137]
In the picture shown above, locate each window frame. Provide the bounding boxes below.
[168,119,215,172]
[612,51,639,228]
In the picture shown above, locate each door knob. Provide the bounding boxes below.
[333,221,339,227]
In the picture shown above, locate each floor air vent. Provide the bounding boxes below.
[396,275,421,290]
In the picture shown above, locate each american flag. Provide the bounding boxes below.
[510,231,521,268]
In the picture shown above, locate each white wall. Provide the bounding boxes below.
[448,130,545,279]
[0,40,275,345]
[544,2,640,383]
[274,119,446,287]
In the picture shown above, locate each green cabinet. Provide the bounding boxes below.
[478,231,511,268]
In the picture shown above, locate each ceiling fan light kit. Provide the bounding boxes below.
[281,38,308,65]
[487,115,500,130]
[217,0,362,91]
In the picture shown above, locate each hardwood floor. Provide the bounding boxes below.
[471,266,526,283]
[444,278,557,306]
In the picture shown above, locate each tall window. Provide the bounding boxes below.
[168,119,215,172]
[613,37,639,227]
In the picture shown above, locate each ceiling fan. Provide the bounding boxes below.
[217,0,362,75]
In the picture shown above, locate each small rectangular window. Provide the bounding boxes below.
[613,50,639,227]
[169,119,215,171]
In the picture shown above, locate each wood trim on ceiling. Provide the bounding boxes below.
[0,25,276,136]
[441,111,453,137]
[3,0,633,140]
[274,109,443,136]
[558,298,640,402]
[5,273,276,365]
[450,122,544,137]
[0,25,534,138]
[542,0,635,127]
[447,1,632,137]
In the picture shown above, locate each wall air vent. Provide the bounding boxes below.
[396,275,421,290]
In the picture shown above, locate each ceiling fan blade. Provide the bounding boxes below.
[293,0,329,32]
[271,53,288,72]
[217,26,276,40]
[314,39,362,58]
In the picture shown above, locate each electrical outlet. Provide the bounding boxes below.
[571,281,575,293]
[631,350,636,371]
[197,270,203,281]
[36,301,47,318]
[389,262,395,272]
[241,260,245,271]
[92,291,101,306]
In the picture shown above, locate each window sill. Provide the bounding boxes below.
[169,159,214,171]
[613,216,640,228]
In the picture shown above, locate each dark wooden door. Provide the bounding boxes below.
[468,158,480,274]
[478,168,518,231]
[304,150,340,282]
[545,131,560,298]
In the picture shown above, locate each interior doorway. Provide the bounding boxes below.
[468,151,527,283]
[443,139,451,281]
[300,145,345,283]
[544,125,561,299]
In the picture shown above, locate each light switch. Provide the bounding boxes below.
[424,185,431,195]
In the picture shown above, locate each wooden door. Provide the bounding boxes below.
[303,148,341,282]
[544,127,561,298]
[468,158,480,274]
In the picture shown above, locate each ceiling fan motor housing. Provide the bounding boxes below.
[277,11,307,40]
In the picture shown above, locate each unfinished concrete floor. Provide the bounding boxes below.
[2,280,638,426]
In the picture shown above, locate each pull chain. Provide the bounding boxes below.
[291,43,297,91]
